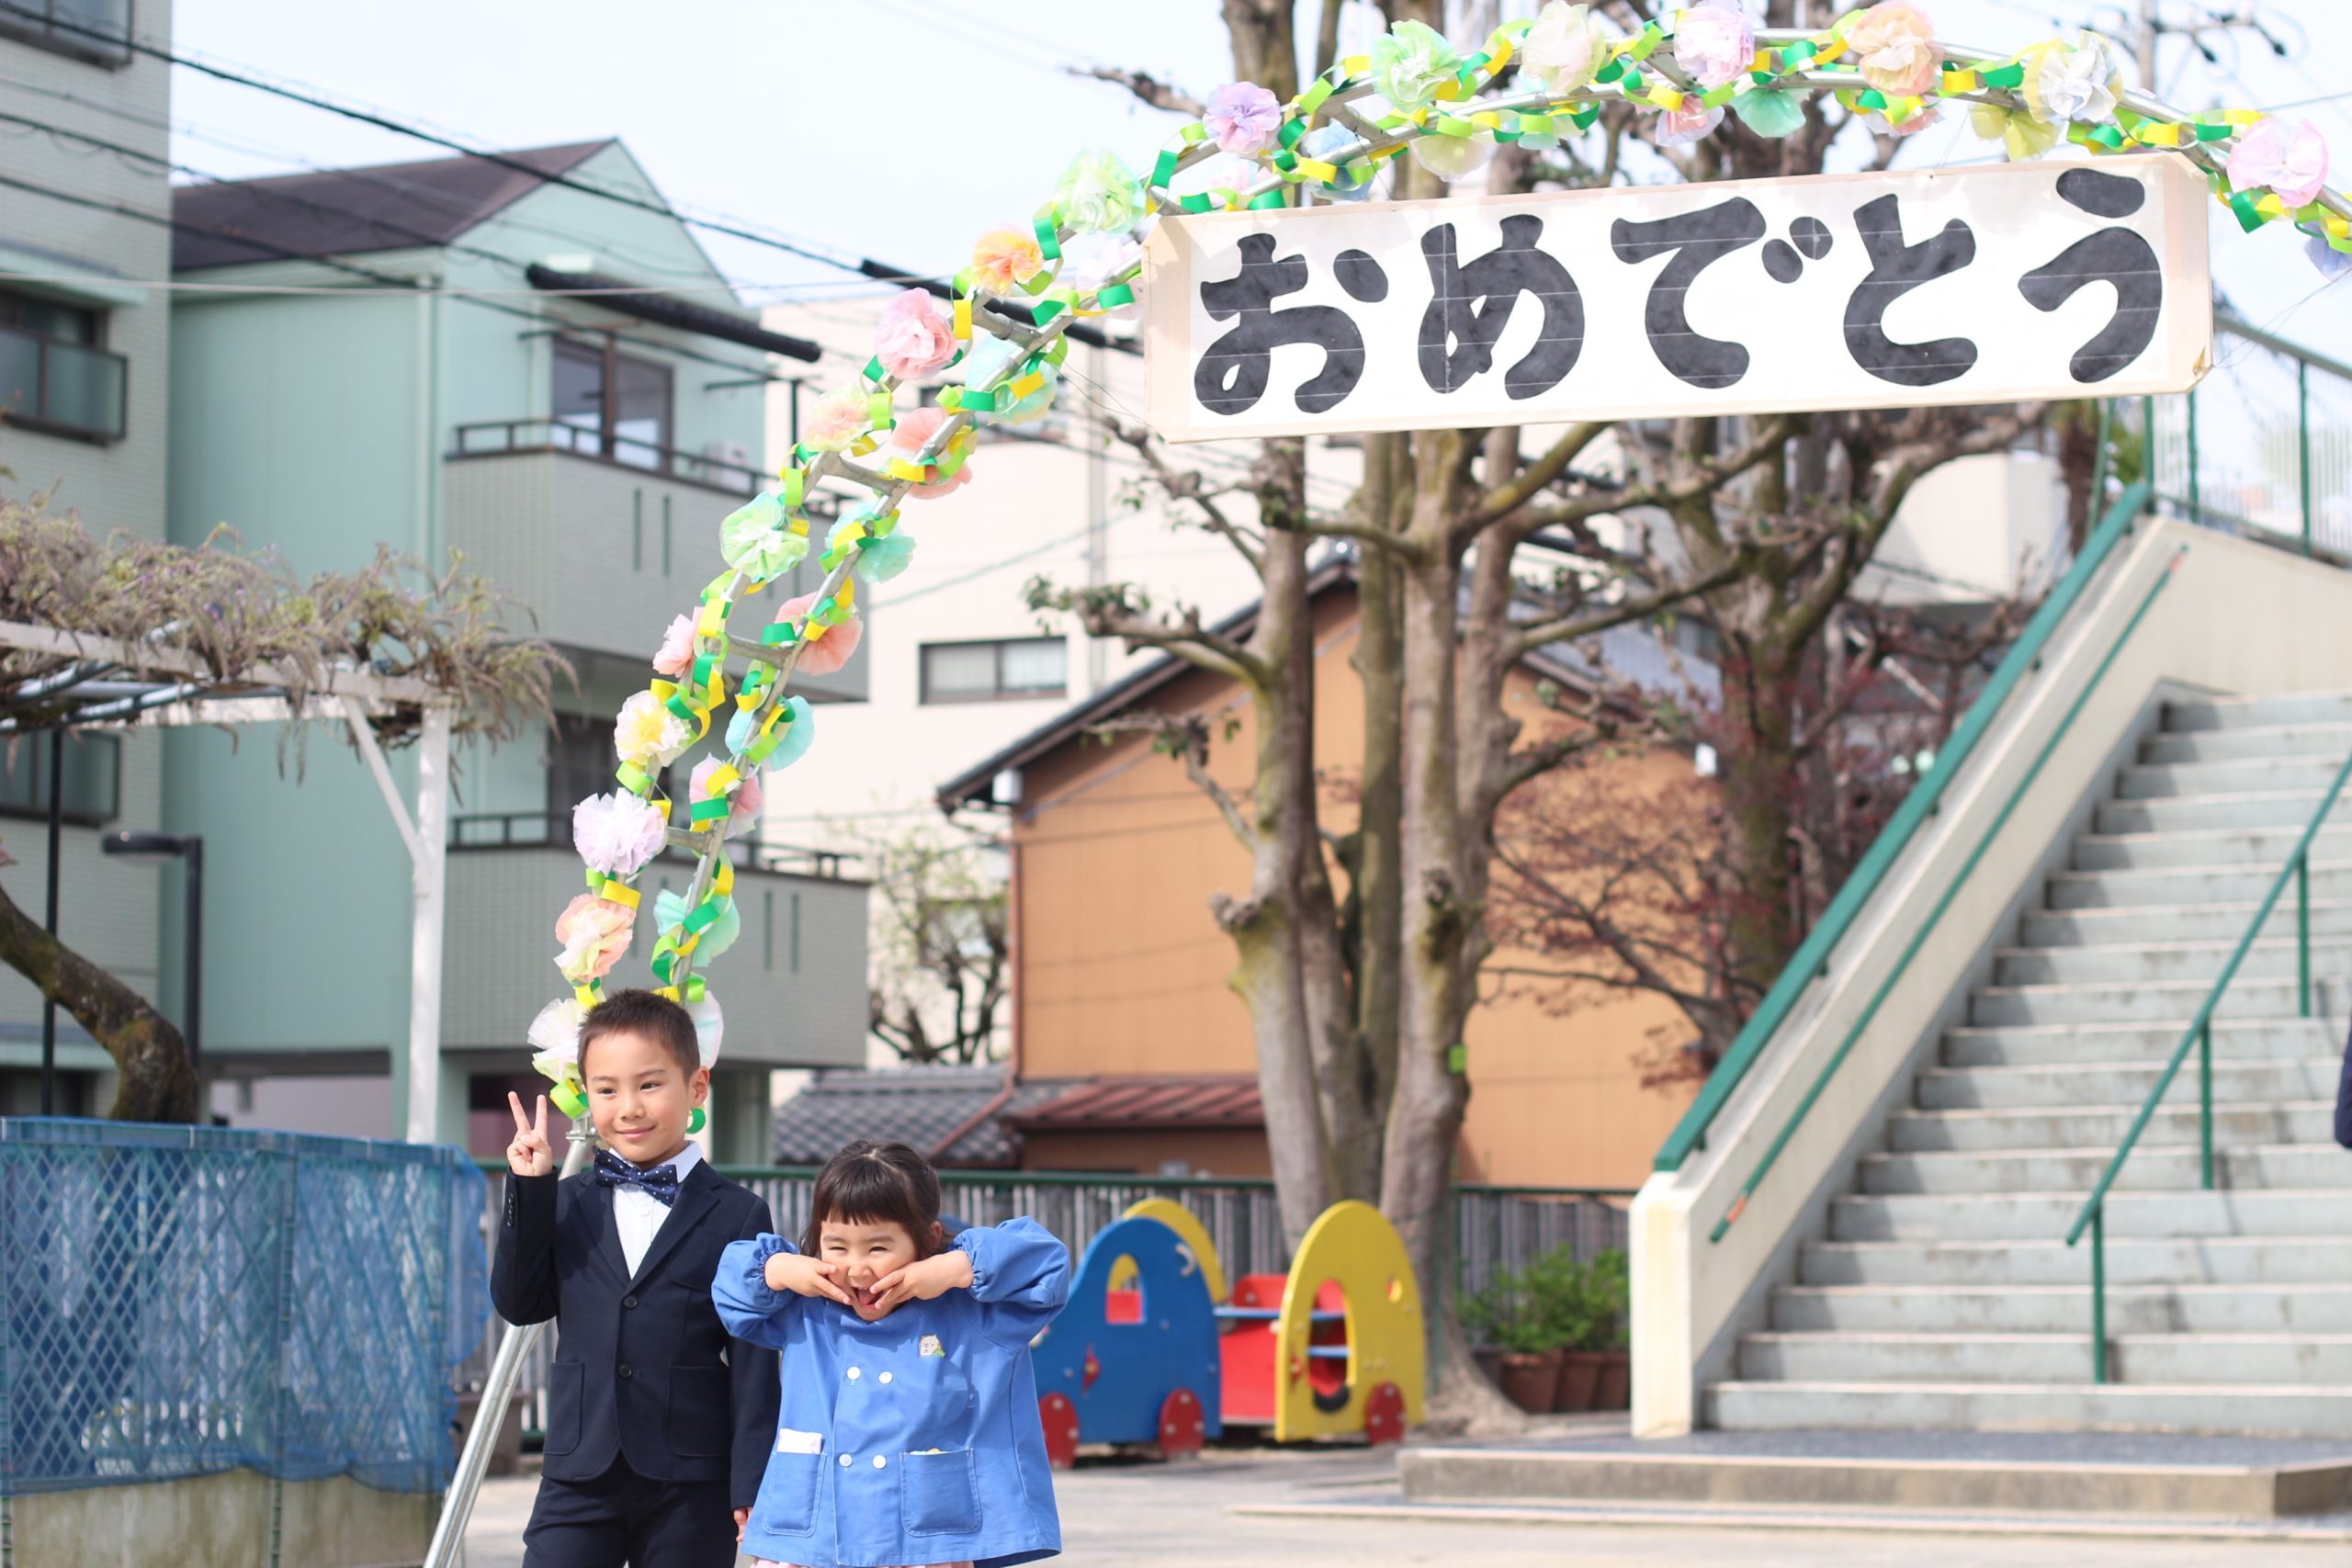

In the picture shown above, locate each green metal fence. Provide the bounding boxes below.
[2143,314,2352,558]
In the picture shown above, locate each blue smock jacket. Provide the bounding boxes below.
[714,1219,1070,1568]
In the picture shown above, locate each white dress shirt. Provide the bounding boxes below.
[611,1138,702,1278]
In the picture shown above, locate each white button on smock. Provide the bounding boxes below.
[838,1454,853,1467]
[847,1366,862,1381]
[879,1371,893,1384]
[873,1455,888,1469]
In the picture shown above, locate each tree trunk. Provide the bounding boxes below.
[0,869,197,1122]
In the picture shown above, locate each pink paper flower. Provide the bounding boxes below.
[650,613,695,677]
[2230,117,2330,209]
[553,895,635,985]
[1655,103,1724,147]
[777,591,864,677]
[1204,81,1283,156]
[802,385,874,454]
[1521,3,1609,96]
[970,227,1044,295]
[884,406,973,501]
[873,289,957,381]
[571,790,667,878]
[1671,2,1753,91]
[1845,3,1939,97]
[691,757,764,836]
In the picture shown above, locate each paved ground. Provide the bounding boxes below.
[455,1444,2352,1566]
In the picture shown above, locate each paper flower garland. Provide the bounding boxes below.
[554,896,635,985]
[2231,118,2330,210]
[527,0,2352,1146]
[1846,3,1939,97]
[1672,2,1753,92]
[1204,82,1283,155]
[874,290,958,381]
[573,790,667,878]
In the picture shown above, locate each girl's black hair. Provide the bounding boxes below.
[800,1139,946,1258]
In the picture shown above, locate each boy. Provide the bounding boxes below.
[493,988,780,1567]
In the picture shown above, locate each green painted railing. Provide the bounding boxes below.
[1708,534,2186,1241]
[2064,744,2352,1382]
[1656,481,2154,1179]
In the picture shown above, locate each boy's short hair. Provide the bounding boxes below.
[577,988,702,1080]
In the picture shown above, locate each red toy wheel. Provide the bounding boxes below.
[1156,1387,1207,1458]
[1363,1382,1406,1448]
[1040,1392,1080,1470]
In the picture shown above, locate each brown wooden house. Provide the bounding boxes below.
[934,557,1712,1190]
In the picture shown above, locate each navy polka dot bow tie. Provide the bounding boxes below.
[594,1149,680,1206]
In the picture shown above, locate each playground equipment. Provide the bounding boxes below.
[1036,1197,1422,1464]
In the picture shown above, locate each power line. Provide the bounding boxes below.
[0,0,1136,355]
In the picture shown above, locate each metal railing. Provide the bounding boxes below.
[447,810,860,881]
[447,417,772,498]
[2064,745,2352,1382]
[1657,482,2154,1187]
[457,1167,1632,1436]
[2143,314,2352,560]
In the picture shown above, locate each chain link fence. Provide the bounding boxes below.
[462,1168,1628,1436]
[0,1118,488,1497]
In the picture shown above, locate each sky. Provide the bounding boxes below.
[153,0,2352,355]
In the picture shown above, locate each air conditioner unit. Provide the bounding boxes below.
[703,440,752,470]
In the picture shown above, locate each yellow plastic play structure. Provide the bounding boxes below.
[1120,1195,1424,1445]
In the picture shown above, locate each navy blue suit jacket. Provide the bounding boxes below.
[491,1161,780,1508]
[2336,1024,2352,1149]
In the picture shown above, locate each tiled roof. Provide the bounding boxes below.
[769,1065,1064,1168]
[173,141,615,272]
[1009,1074,1263,1131]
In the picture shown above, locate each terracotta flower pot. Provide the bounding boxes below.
[1593,1349,1632,1411]
[1497,1349,1563,1414]
[1555,1349,1604,1413]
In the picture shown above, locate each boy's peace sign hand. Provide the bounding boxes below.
[505,1092,554,1178]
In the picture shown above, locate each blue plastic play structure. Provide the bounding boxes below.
[1031,1213,1223,1463]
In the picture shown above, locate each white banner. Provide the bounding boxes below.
[1143,158,2211,444]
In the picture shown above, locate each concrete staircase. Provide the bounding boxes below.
[1711,691,2352,1437]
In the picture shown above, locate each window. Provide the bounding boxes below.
[0,290,125,443]
[549,335,672,470]
[920,637,1068,704]
[0,733,121,826]
[0,0,132,66]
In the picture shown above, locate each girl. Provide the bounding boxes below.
[715,1139,1070,1568]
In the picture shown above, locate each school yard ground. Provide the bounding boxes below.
[457,1443,2352,1567]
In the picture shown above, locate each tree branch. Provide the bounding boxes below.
[1476,421,1610,528]
[1109,418,1263,574]
[1507,549,1752,664]
[1069,64,1204,117]
[1091,712,1259,851]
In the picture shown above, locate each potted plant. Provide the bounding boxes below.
[1530,1247,1603,1413]
[1459,1273,1509,1385]
[1582,1248,1633,1410]
[1468,1267,1560,1412]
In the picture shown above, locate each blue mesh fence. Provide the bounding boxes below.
[0,1118,489,1496]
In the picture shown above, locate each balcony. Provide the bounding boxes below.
[442,420,865,701]
[442,812,868,1072]
[0,324,126,443]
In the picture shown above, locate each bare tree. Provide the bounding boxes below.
[856,821,1011,1066]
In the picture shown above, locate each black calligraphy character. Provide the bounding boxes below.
[1194,232,1385,416]
[1418,214,1584,399]
[2017,169,2163,384]
[1610,197,1767,389]
[1845,195,1980,387]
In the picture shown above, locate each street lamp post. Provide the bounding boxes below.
[101,831,203,1077]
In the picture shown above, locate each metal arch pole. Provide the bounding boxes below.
[424,1125,595,1568]
[407,705,452,1145]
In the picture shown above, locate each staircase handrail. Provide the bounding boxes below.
[2063,742,2352,1382]
[1656,481,2154,1181]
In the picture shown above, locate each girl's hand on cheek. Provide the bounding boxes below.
[765,1251,854,1306]
[869,1248,974,1314]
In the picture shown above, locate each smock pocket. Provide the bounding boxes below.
[542,1361,582,1456]
[665,1364,730,1457]
[753,1450,821,1535]
[899,1447,980,1537]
